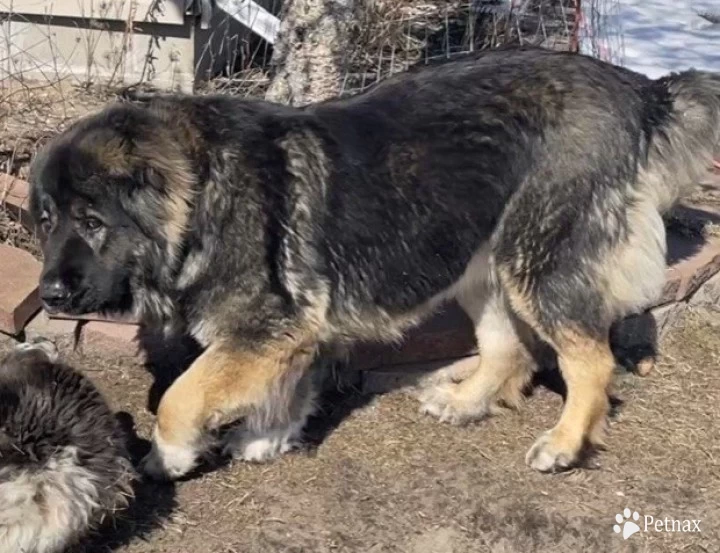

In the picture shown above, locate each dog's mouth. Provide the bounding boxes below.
[42,287,134,318]
[41,289,90,315]
[41,296,65,314]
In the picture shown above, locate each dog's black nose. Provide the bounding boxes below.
[40,280,70,310]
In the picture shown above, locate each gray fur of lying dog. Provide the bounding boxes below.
[0,341,135,553]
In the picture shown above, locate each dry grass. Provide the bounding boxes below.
[193,0,587,97]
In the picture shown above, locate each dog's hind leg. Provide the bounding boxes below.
[419,281,538,424]
[140,331,317,480]
[497,197,667,472]
[525,332,615,472]
[494,268,617,473]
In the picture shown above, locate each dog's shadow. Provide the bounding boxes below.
[76,325,228,550]
[135,326,204,415]
[77,411,178,553]
[304,365,375,452]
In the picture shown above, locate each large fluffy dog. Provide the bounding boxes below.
[0,341,134,553]
[28,47,720,479]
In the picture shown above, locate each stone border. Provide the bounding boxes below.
[0,245,42,334]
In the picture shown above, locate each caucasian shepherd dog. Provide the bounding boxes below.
[0,340,134,553]
[28,47,720,479]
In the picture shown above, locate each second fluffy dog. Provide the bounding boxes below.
[0,340,135,553]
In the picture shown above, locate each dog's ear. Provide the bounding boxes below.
[103,104,166,172]
[0,349,54,389]
[133,165,166,193]
[105,103,148,136]
[101,106,178,196]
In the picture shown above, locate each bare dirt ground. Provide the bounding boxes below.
[1,306,719,553]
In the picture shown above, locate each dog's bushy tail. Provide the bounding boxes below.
[641,69,720,213]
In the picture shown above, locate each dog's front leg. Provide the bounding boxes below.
[141,332,317,480]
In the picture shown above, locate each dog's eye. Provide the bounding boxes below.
[85,217,103,231]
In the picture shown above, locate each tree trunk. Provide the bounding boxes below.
[265,0,357,106]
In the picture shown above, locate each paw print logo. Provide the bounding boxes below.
[614,508,641,540]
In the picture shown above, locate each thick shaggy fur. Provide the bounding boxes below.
[28,47,720,478]
[0,342,135,553]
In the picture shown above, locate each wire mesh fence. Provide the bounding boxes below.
[203,0,624,98]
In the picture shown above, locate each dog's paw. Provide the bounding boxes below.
[525,431,578,473]
[140,435,198,480]
[418,382,489,426]
[222,426,301,463]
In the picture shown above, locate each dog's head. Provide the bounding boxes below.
[29,102,194,316]
[0,341,59,433]
[0,340,58,387]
